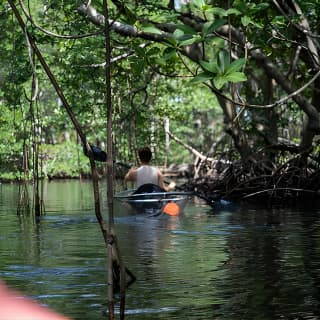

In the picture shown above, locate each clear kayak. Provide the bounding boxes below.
[114,188,193,215]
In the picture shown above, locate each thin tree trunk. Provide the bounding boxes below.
[29,62,41,217]
[102,1,127,319]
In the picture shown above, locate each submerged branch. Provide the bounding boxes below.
[242,187,318,199]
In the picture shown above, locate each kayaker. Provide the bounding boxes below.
[125,146,175,192]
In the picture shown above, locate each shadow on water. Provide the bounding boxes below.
[1,180,320,319]
[212,205,320,320]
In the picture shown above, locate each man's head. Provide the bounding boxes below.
[138,146,152,163]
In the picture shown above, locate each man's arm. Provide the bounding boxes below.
[124,167,137,182]
[158,170,175,191]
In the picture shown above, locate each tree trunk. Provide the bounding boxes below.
[216,93,252,162]
[103,1,127,319]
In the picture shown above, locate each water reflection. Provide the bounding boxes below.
[0,181,320,319]
[216,207,320,320]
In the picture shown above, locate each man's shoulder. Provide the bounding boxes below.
[138,165,160,174]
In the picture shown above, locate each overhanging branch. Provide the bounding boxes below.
[78,4,169,42]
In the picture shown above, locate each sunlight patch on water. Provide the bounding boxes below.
[122,306,178,315]
[170,229,231,235]
[36,294,68,299]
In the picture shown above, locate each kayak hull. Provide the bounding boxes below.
[114,189,191,215]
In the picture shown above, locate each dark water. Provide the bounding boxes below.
[1,180,320,319]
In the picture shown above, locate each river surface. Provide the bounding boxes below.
[1,180,320,319]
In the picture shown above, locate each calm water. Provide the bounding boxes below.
[1,180,320,319]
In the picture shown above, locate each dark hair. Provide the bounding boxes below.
[138,146,152,163]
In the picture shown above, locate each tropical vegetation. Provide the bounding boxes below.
[1,0,320,203]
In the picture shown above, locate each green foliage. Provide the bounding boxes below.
[41,142,91,178]
[191,54,247,89]
[1,0,319,178]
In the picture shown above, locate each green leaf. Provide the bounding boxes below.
[225,72,247,83]
[218,50,230,73]
[130,58,145,74]
[176,24,197,35]
[140,24,162,34]
[190,71,213,84]
[147,47,161,56]
[225,58,246,74]
[252,3,270,13]
[205,7,228,17]
[202,19,227,36]
[162,47,177,60]
[202,4,215,12]
[264,47,273,56]
[166,37,177,46]
[241,16,262,28]
[271,16,287,27]
[208,37,225,48]
[176,33,194,42]
[213,75,227,89]
[226,8,241,15]
[213,71,247,89]
[179,35,202,46]
[199,60,220,73]
[173,29,185,39]
[192,0,205,9]
[232,0,247,13]
[241,15,253,26]
[134,45,146,56]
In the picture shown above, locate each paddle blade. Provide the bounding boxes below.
[162,202,180,216]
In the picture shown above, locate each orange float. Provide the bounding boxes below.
[162,202,180,216]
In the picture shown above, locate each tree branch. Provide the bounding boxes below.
[78,2,320,134]
[219,25,320,132]
[167,130,215,162]
[78,4,169,42]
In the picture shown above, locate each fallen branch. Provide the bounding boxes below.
[166,130,215,162]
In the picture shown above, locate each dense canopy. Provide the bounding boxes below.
[1,0,320,204]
